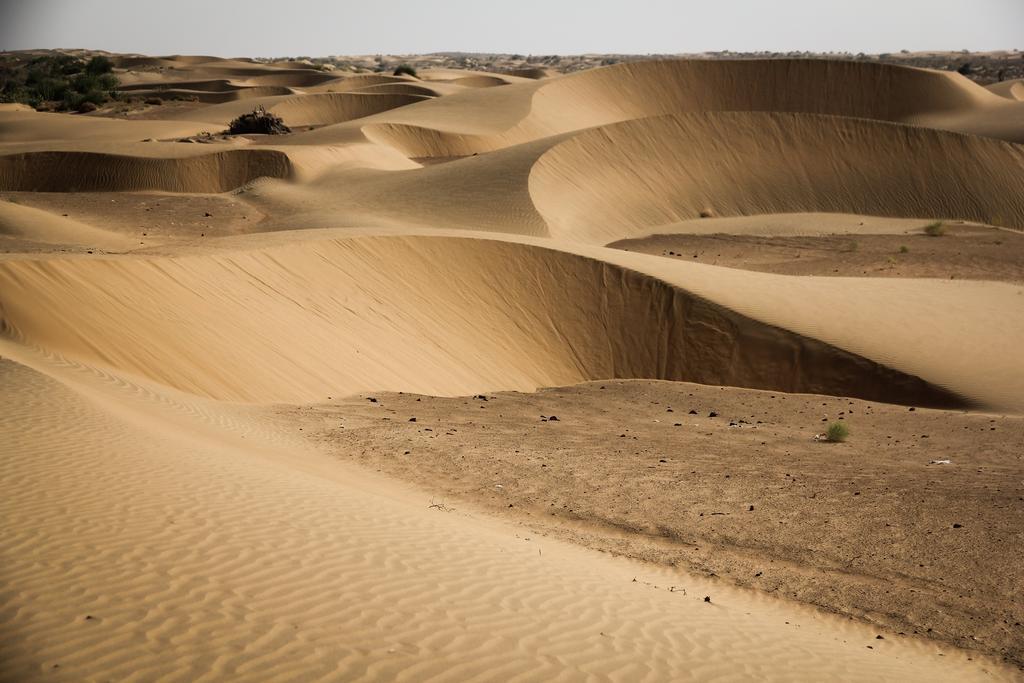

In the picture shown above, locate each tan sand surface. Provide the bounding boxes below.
[2,53,1024,679]
[289,380,1024,666]
[5,345,1013,681]
[610,224,1024,283]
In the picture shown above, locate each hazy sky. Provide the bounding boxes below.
[2,0,1022,57]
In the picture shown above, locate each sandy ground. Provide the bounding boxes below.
[611,224,1024,283]
[2,52,1024,680]
[287,381,1024,666]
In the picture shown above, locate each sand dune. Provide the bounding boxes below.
[268,92,433,127]
[163,91,430,128]
[988,79,1024,100]
[253,137,561,232]
[452,74,512,88]
[0,199,135,250]
[343,59,1024,158]
[529,112,1024,242]
[3,233,1018,410]
[118,79,296,104]
[3,52,1024,679]
[345,82,442,97]
[0,109,209,143]
[0,149,292,192]
[120,78,267,93]
[505,66,555,79]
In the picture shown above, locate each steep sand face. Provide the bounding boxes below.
[0,149,292,192]
[988,79,1024,100]
[530,112,1024,243]
[528,59,1001,130]
[168,91,433,127]
[0,234,999,408]
[0,109,210,142]
[118,84,296,104]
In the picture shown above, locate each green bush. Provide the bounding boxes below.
[826,422,849,443]
[923,221,946,237]
[393,64,418,78]
[0,53,119,111]
[85,55,113,75]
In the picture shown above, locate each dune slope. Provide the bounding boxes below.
[0,234,1004,409]
[530,112,1024,243]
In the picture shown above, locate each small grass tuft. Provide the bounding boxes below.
[826,422,849,443]
[898,245,910,253]
[923,221,946,237]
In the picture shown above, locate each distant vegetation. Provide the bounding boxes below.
[923,221,946,237]
[0,54,119,111]
[393,64,418,78]
[227,106,291,135]
[826,422,850,443]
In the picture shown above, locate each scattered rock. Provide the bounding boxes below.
[708,411,718,418]
[408,417,416,422]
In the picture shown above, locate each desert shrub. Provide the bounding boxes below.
[393,64,418,78]
[144,96,163,106]
[899,245,910,253]
[0,53,118,111]
[227,105,291,135]
[923,221,946,237]
[85,55,114,75]
[826,422,849,443]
